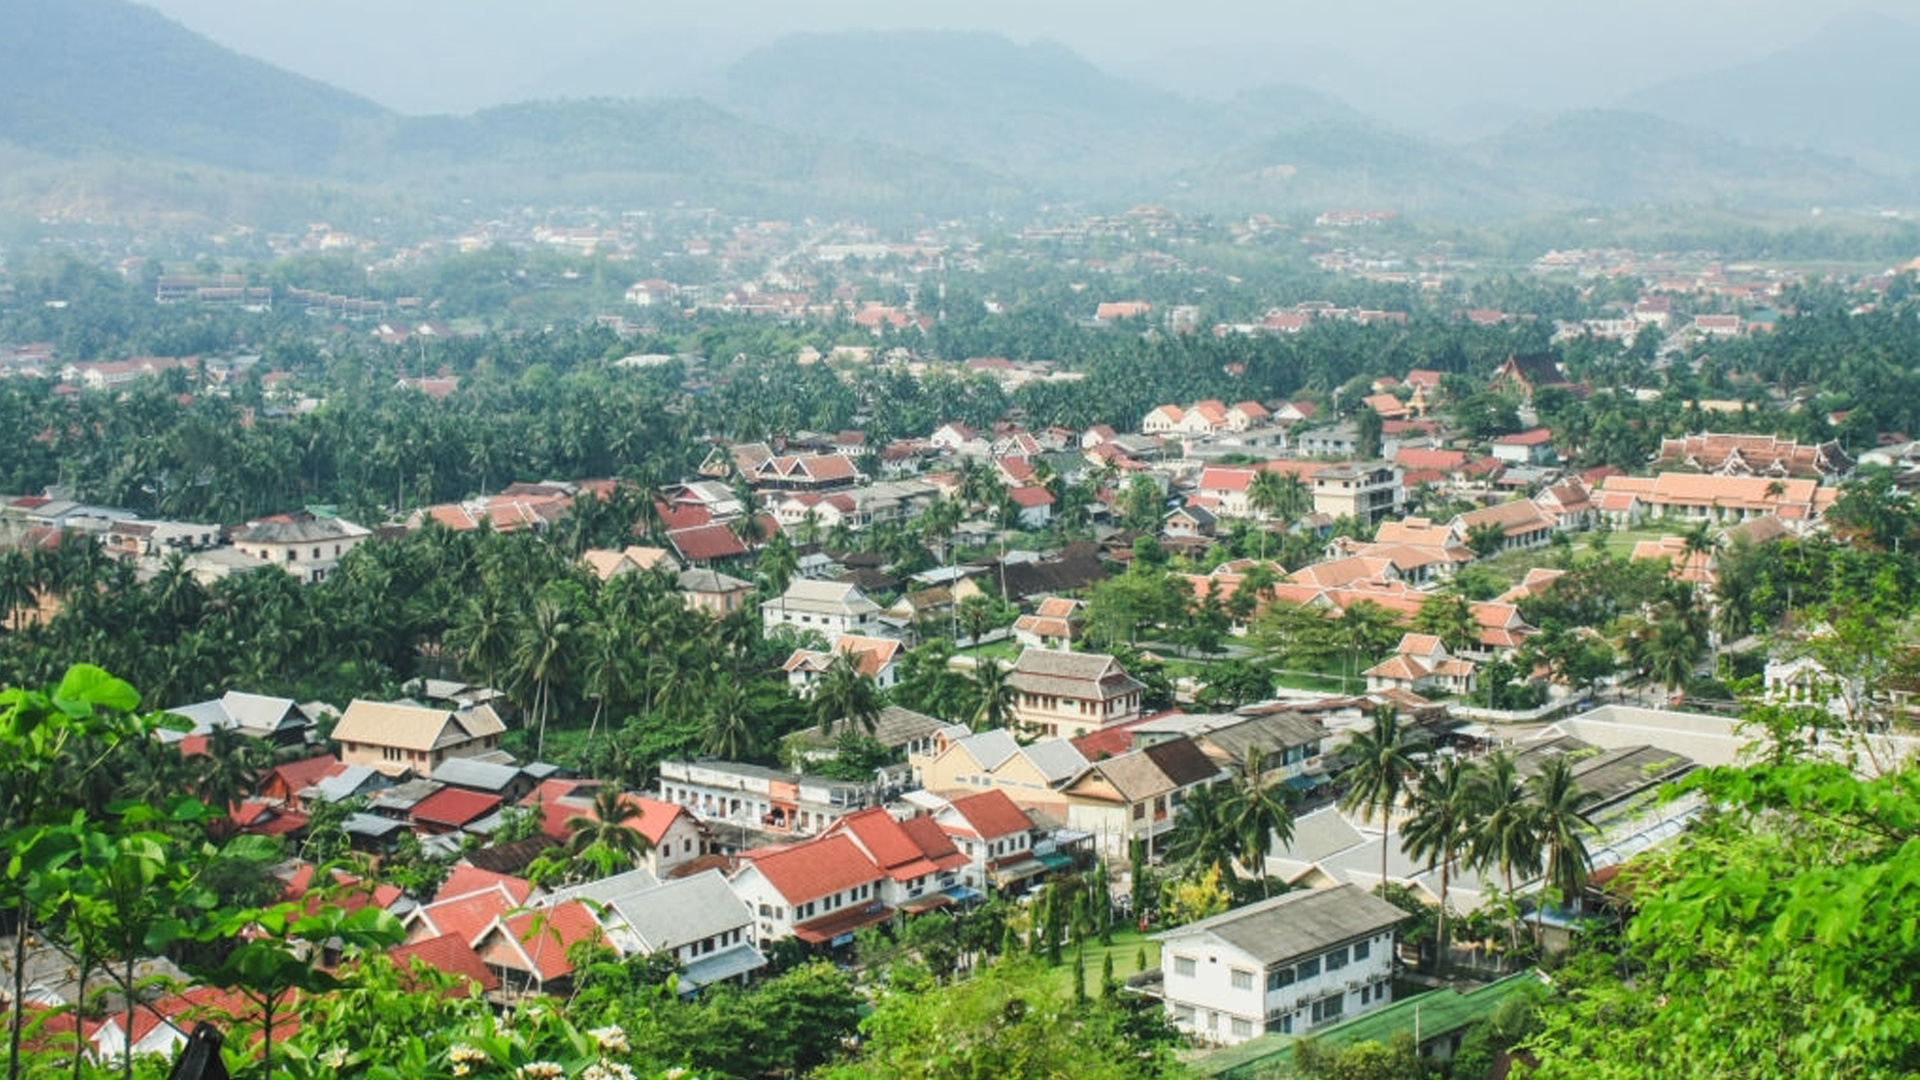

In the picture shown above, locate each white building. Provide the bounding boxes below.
[231,515,371,584]
[761,579,888,638]
[1156,884,1406,1045]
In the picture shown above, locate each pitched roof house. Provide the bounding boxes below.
[330,700,507,777]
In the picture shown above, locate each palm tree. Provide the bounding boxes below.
[702,679,757,760]
[1221,748,1295,896]
[196,727,272,814]
[578,619,637,743]
[1162,782,1237,885]
[0,551,34,632]
[811,652,883,737]
[1338,707,1419,889]
[1469,751,1540,948]
[1247,470,1287,559]
[1401,756,1479,964]
[1528,754,1597,906]
[967,657,1017,732]
[565,785,654,879]
[512,598,573,757]
[1644,617,1703,692]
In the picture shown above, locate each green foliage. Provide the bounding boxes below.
[1524,760,1920,1079]
[818,956,1181,1080]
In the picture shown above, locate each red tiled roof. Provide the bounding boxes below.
[668,523,749,562]
[656,502,712,531]
[1008,485,1055,508]
[267,753,343,795]
[435,865,533,906]
[410,787,503,828]
[741,834,883,903]
[387,932,501,994]
[942,790,1033,840]
[412,886,519,946]
[1492,428,1554,446]
[483,902,603,983]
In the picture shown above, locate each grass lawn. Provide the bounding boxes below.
[1043,928,1161,995]
[955,638,1021,663]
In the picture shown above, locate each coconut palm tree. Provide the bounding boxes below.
[0,551,35,632]
[811,651,883,737]
[1338,707,1419,889]
[1221,747,1295,896]
[1402,755,1480,964]
[1529,754,1597,905]
[702,679,757,760]
[967,657,1017,732]
[564,785,654,879]
[1162,781,1237,885]
[512,597,573,757]
[1469,751,1540,948]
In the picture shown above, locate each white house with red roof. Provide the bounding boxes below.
[1363,634,1478,696]
[730,834,892,945]
[820,806,971,910]
[473,900,606,995]
[1142,404,1186,436]
[784,633,904,692]
[522,781,706,877]
[1490,428,1557,465]
[1007,485,1056,528]
[932,789,1038,892]
[930,423,991,456]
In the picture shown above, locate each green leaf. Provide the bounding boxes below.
[52,663,140,713]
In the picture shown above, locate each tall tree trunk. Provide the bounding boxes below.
[121,954,134,1080]
[1436,855,1452,972]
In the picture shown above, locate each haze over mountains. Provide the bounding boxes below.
[2,0,1915,227]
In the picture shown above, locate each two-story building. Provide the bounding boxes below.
[1058,737,1222,856]
[761,579,888,639]
[729,835,892,946]
[1156,884,1408,1045]
[1007,648,1145,738]
[231,515,371,585]
[931,789,1038,893]
[657,759,881,845]
[1311,464,1402,526]
[330,700,507,778]
[820,807,971,910]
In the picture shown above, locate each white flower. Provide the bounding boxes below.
[450,1044,488,1064]
[453,1066,471,1078]
[589,1024,630,1054]
[319,1046,348,1069]
[516,1062,566,1080]
[663,1068,688,1080]
[583,1063,637,1080]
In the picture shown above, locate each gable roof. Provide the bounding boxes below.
[737,834,883,903]
[1155,882,1407,964]
[941,789,1033,840]
[387,932,501,994]
[477,901,604,983]
[332,700,506,753]
[1009,648,1143,701]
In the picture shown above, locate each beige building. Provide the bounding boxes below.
[1007,648,1145,738]
[1056,737,1222,855]
[1310,463,1402,526]
[331,699,508,777]
[911,727,1086,811]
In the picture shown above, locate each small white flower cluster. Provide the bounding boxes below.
[319,1046,348,1069]
[449,1044,488,1077]
[589,1025,630,1054]
[515,1062,565,1080]
[581,1062,637,1080]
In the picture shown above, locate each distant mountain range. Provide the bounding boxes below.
[1623,11,1920,175]
[0,0,1913,229]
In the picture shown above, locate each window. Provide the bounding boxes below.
[1296,957,1320,981]
[1230,969,1253,991]
[1173,1004,1195,1024]
[1352,940,1369,962]
[1230,1018,1252,1039]
[1266,968,1295,991]
[1360,985,1370,1005]
[1172,956,1196,978]
[1325,946,1349,971]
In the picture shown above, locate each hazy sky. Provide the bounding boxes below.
[139,0,1918,128]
